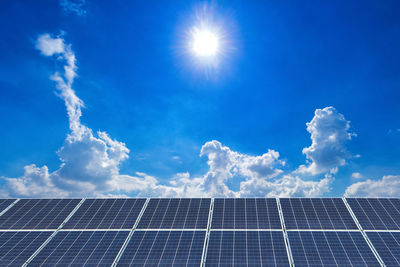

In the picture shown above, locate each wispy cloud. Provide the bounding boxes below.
[60,0,86,16]
[351,172,363,179]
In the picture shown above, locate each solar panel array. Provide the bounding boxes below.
[0,198,399,266]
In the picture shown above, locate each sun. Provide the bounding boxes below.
[190,27,220,57]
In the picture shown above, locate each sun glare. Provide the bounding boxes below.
[191,28,219,57]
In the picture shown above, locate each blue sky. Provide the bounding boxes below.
[0,0,399,197]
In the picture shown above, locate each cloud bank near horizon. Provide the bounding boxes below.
[1,33,398,198]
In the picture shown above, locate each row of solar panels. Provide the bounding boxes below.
[0,198,399,230]
[4,229,400,266]
[0,198,400,266]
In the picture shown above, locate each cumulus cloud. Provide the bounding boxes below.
[345,175,400,197]
[1,34,138,197]
[2,33,368,198]
[297,107,356,175]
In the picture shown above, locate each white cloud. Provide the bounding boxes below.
[60,0,86,16]
[240,174,332,197]
[345,175,400,197]
[198,140,285,197]
[35,34,65,56]
[2,33,373,198]
[297,106,356,175]
[351,172,363,179]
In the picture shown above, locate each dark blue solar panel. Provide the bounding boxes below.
[117,230,205,266]
[64,198,146,229]
[0,199,80,229]
[288,231,380,266]
[367,231,400,266]
[0,199,15,214]
[211,198,281,229]
[281,198,357,229]
[137,198,210,229]
[29,230,128,266]
[347,198,400,230]
[0,231,51,266]
[205,231,289,266]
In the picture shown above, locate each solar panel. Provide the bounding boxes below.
[0,199,80,229]
[0,231,52,266]
[288,231,380,266]
[347,198,400,230]
[137,198,210,229]
[205,231,289,266]
[211,198,281,229]
[117,230,205,266]
[281,198,357,229]
[367,231,400,266]
[63,198,146,229]
[0,199,15,214]
[29,230,128,266]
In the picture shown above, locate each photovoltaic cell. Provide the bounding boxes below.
[29,230,128,266]
[347,198,400,230]
[281,198,357,229]
[0,231,52,266]
[288,231,380,266]
[0,199,15,214]
[367,231,400,267]
[64,198,146,229]
[211,198,281,229]
[137,198,210,229]
[205,231,290,266]
[117,230,205,266]
[0,199,80,229]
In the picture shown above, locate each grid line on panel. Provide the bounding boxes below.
[137,198,211,229]
[280,198,358,230]
[342,197,385,266]
[288,231,381,266]
[204,230,290,266]
[21,198,86,267]
[277,198,294,267]
[111,198,150,267]
[0,199,81,230]
[153,199,186,266]
[0,199,18,218]
[63,198,146,229]
[27,230,128,266]
[211,198,281,230]
[116,230,205,266]
[346,198,400,230]
[367,231,400,267]
[0,231,52,266]
[200,198,214,267]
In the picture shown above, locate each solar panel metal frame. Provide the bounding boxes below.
[0,199,18,217]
